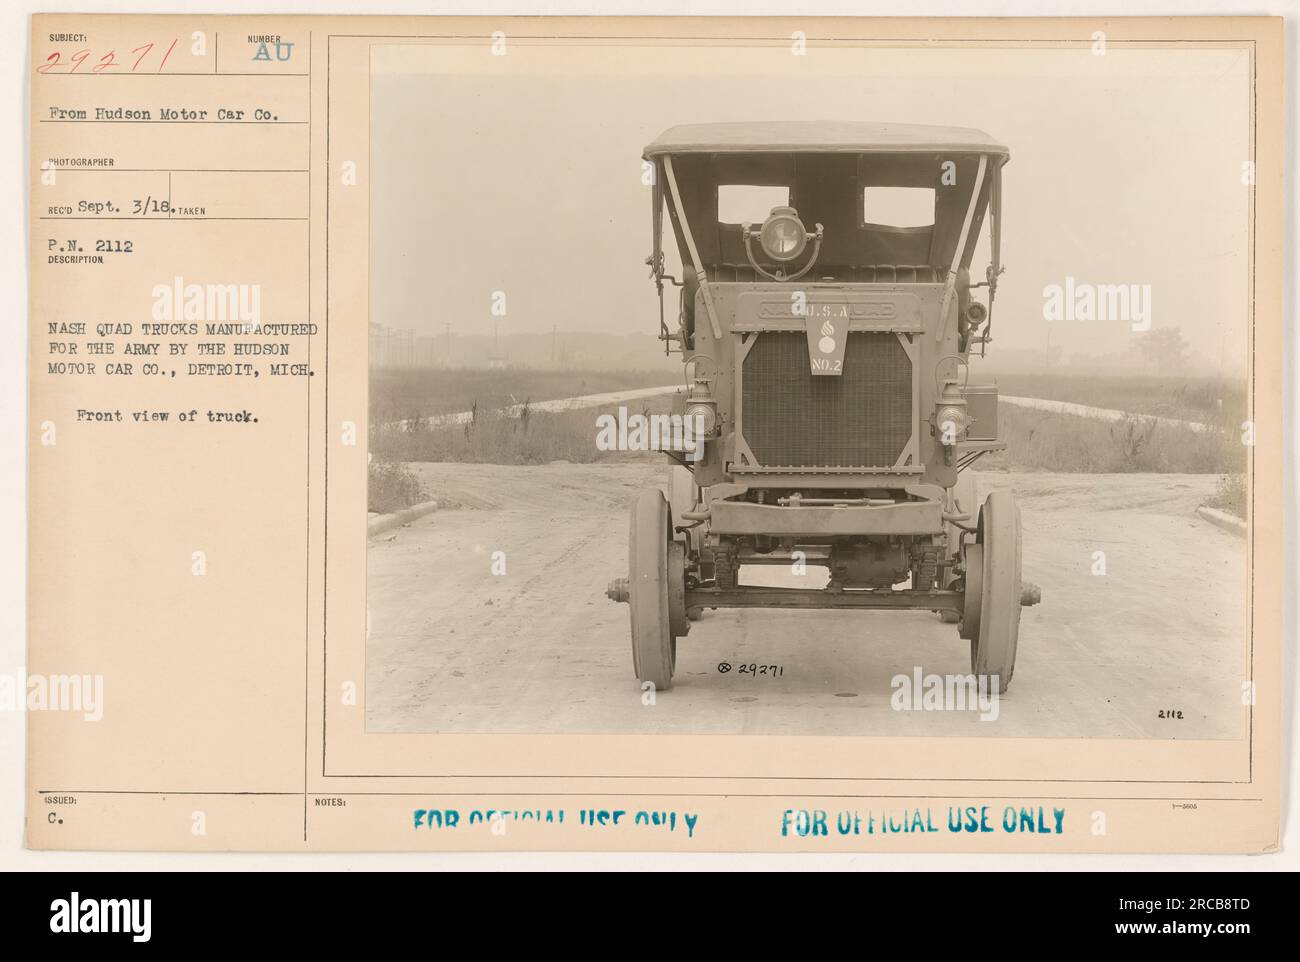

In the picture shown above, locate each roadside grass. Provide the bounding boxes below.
[375,393,1242,476]
[1203,473,1247,519]
[370,395,676,465]
[367,460,429,514]
[986,373,1246,428]
[980,405,1246,474]
[370,368,676,428]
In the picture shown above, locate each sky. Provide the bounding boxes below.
[371,43,1251,376]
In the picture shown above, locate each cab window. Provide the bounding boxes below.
[863,186,935,229]
[717,184,790,225]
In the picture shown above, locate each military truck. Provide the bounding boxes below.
[608,121,1039,691]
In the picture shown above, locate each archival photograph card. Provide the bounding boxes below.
[25,14,1284,853]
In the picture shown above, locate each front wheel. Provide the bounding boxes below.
[628,488,675,691]
[969,490,1022,691]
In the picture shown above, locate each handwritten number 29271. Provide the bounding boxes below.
[36,39,178,75]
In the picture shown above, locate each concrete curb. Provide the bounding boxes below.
[368,500,438,538]
[1195,505,1246,537]
[1000,395,1210,433]
[386,385,680,431]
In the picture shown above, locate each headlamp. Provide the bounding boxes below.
[684,400,718,437]
[758,207,808,262]
[935,405,969,445]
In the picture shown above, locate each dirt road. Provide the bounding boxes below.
[367,463,1247,739]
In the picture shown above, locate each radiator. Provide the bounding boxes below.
[739,332,914,469]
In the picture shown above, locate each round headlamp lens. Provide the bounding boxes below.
[937,406,968,443]
[759,208,807,262]
[685,402,717,436]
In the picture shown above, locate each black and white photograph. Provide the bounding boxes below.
[365,41,1250,739]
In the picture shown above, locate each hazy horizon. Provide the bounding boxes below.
[371,43,1250,378]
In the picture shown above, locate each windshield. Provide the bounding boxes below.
[658,151,999,281]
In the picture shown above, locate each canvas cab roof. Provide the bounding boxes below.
[644,121,1009,159]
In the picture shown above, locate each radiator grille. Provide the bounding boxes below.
[739,332,913,468]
